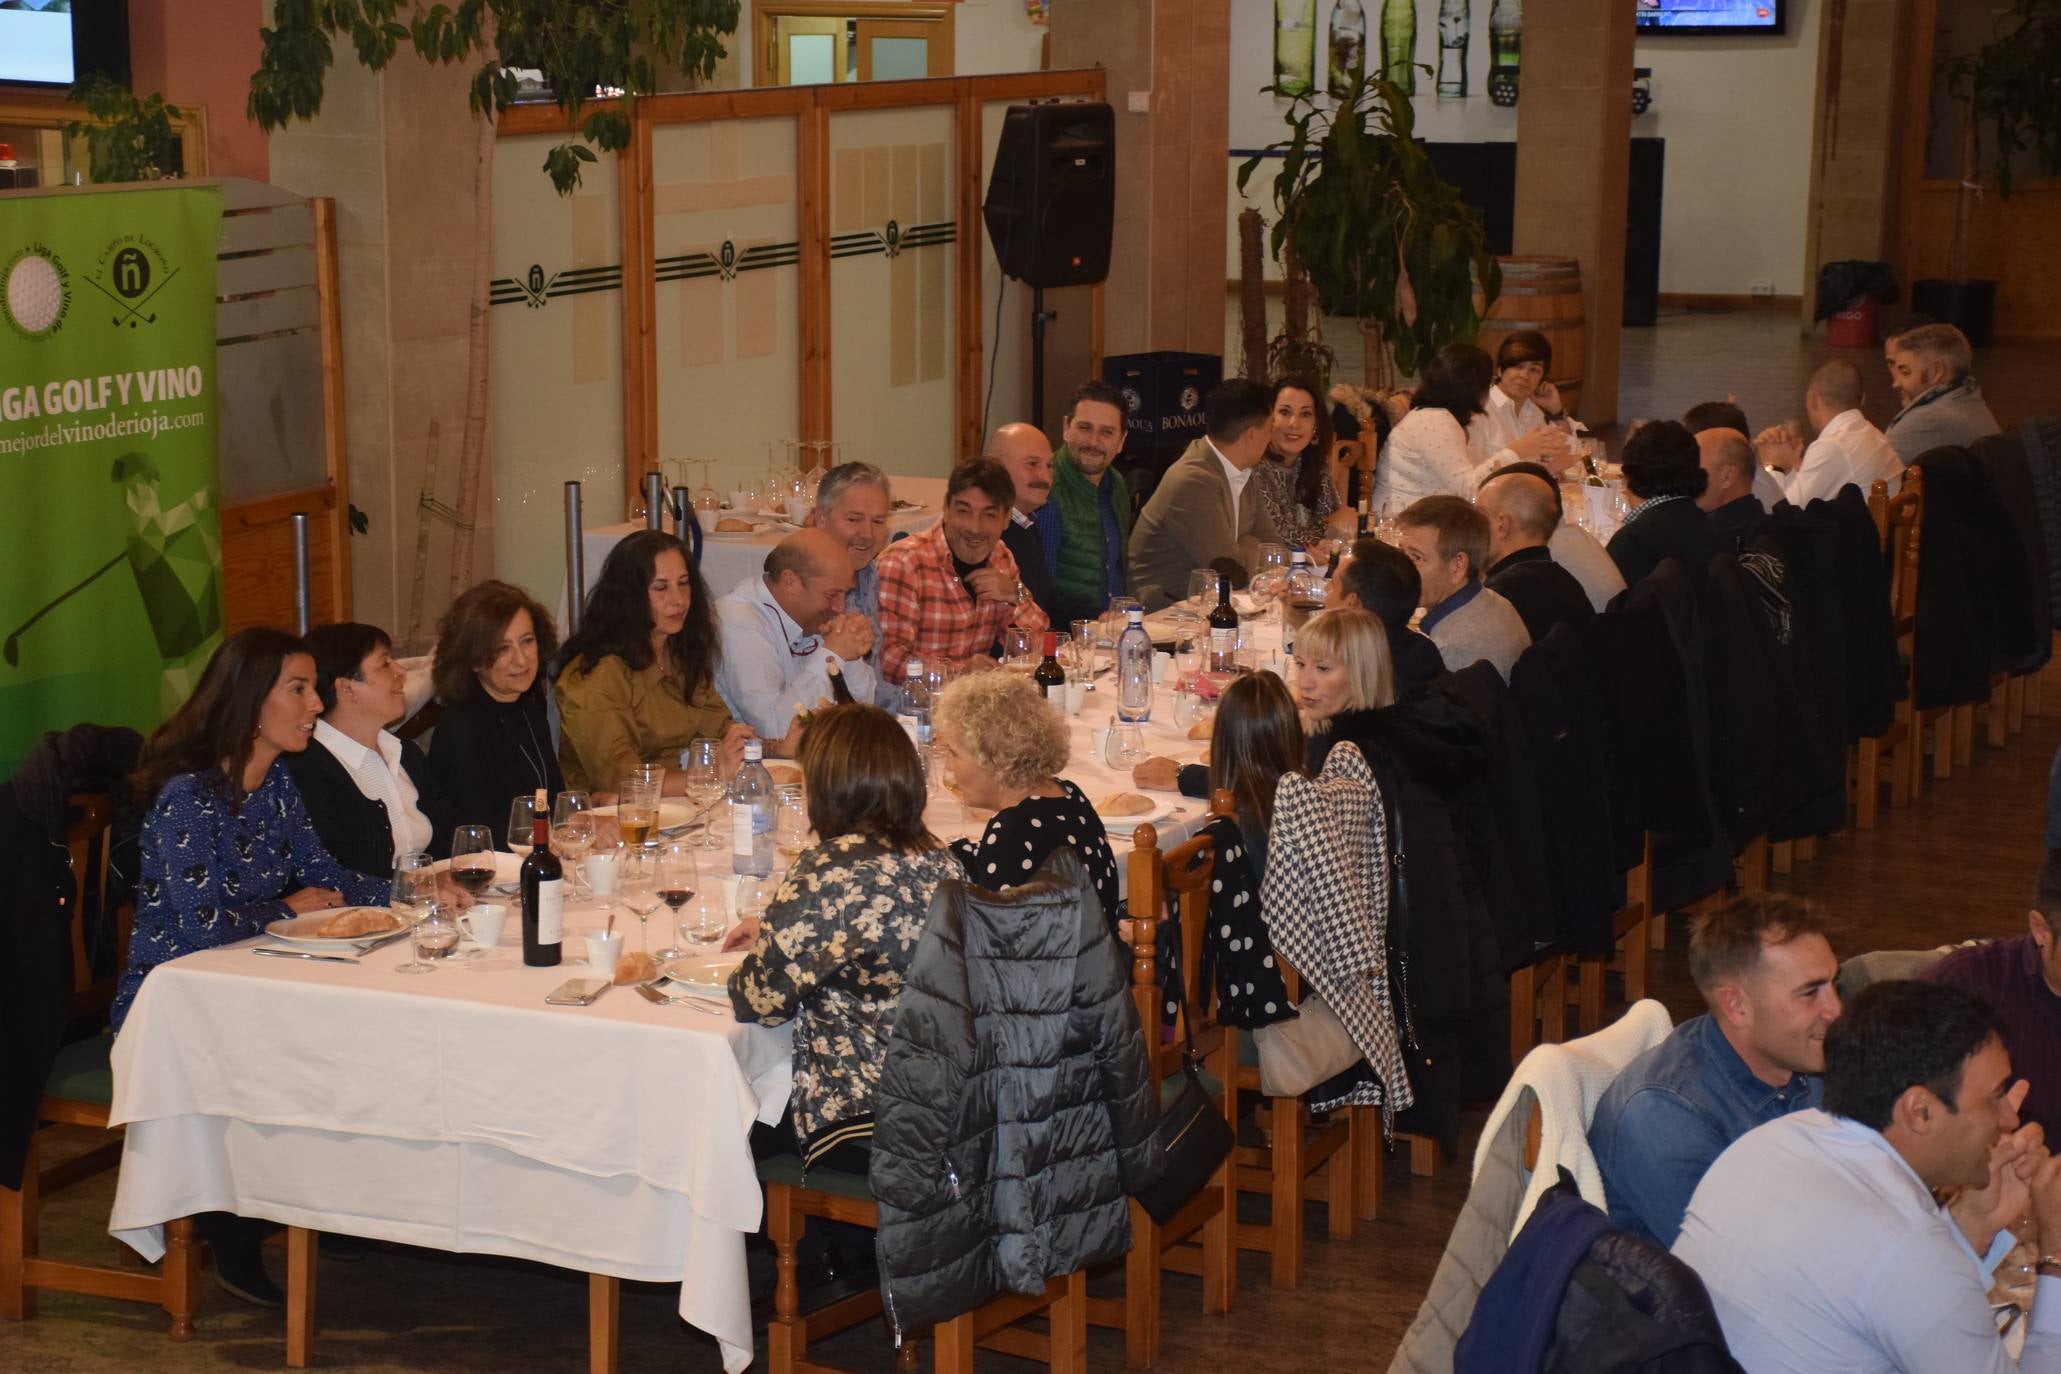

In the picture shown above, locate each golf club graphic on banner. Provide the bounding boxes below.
[0,185,225,774]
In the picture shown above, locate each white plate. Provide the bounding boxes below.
[659,949,748,998]
[1091,797,1175,835]
[591,800,696,833]
[264,907,408,948]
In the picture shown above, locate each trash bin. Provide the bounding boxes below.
[1815,260,1899,347]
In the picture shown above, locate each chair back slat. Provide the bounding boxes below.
[63,793,124,1016]
[1885,465,1923,634]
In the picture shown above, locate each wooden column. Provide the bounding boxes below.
[1512,0,1637,425]
[1050,0,1230,361]
[1802,0,1910,335]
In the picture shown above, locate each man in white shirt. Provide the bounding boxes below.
[1127,379,1282,609]
[713,528,877,752]
[1751,360,1903,509]
[1675,978,2061,1374]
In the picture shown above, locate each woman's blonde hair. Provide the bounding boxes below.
[1295,607,1395,714]
[933,672,1070,789]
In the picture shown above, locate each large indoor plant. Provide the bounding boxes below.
[1236,65,1499,387]
[1927,0,2061,344]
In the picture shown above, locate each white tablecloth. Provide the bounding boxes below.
[107,923,792,1374]
[574,474,945,615]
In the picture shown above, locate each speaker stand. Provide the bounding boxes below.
[1029,286,1056,430]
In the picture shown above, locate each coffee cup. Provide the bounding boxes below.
[784,496,810,525]
[583,849,621,898]
[1063,679,1088,715]
[727,488,755,513]
[459,903,507,948]
[585,930,625,977]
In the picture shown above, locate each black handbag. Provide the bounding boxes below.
[1133,970,1234,1225]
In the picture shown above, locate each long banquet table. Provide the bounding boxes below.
[104,604,1275,1369]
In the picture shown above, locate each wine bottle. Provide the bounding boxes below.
[1328,0,1367,93]
[1488,0,1520,108]
[1380,0,1416,94]
[1437,0,1470,98]
[519,787,563,967]
[1209,572,1239,674]
[1033,630,1066,700]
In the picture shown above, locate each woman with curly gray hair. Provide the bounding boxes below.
[932,672,1122,932]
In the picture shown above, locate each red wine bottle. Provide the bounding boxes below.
[1208,572,1239,673]
[1033,630,1066,700]
[519,788,563,967]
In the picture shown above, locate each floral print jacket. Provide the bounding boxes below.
[728,834,959,1162]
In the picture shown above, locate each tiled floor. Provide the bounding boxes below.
[9,310,2061,1372]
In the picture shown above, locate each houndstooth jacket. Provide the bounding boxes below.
[1258,742,1415,1125]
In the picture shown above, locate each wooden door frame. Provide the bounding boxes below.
[751,2,958,90]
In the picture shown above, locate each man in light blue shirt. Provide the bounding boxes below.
[1590,894,1839,1245]
[812,461,894,703]
[1675,979,2061,1373]
[713,528,877,751]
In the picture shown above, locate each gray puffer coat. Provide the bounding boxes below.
[869,849,1164,1339]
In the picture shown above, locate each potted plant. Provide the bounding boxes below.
[1236,65,1498,388]
[1925,0,2061,346]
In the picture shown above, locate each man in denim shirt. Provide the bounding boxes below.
[1589,894,1843,1245]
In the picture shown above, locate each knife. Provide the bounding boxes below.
[252,946,359,964]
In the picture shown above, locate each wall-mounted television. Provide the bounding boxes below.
[1635,0,1785,36]
[0,0,131,89]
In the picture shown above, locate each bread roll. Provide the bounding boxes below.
[314,907,395,939]
[1095,791,1155,818]
[1186,718,1213,740]
[613,951,661,985]
[714,517,755,533]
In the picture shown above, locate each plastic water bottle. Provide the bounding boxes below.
[898,658,932,749]
[729,740,774,876]
[1116,608,1153,724]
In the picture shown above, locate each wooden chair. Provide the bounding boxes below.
[1083,812,1237,1367]
[1510,952,1570,1064]
[1855,470,1924,825]
[1,794,202,1338]
[760,1156,1087,1374]
[1571,836,1653,1035]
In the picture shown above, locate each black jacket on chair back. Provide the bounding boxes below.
[1805,487,1901,741]
[1971,427,2054,676]
[869,849,1163,1338]
[1910,445,2017,710]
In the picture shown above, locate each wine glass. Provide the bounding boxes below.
[449,824,499,900]
[1187,569,1218,615]
[552,790,595,900]
[620,849,664,958]
[682,738,726,852]
[774,786,810,866]
[653,841,697,961]
[1173,626,1203,685]
[391,851,438,973]
[506,794,543,858]
[692,459,720,513]
[730,870,776,946]
[1002,626,1036,673]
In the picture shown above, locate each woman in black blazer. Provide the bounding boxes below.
[426,580,565,848]
[285,622,451,876]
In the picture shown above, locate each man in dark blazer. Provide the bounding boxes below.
[1476,467,1594,642]
[985,422,1062,624]
[1126,379,1281,610]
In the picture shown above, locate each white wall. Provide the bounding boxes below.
[1226,0,1820,298]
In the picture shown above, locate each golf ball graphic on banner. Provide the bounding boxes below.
[3,247,68,339]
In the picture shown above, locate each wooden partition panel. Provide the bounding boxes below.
[489,71,1106,542]
[220,486,345,633]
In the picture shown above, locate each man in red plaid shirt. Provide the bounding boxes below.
[875,459,1050,681]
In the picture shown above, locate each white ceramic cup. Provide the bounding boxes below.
[728,488,755,513]
[458,903,507,948]
[1152,651,1173,683]
[585,930,624,978]
[1088,726,1112,761]
[583,850,621,898]
[1063,680,1088,715]
[784,496,810,525]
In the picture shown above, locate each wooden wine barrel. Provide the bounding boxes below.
[1477,256,1587,417]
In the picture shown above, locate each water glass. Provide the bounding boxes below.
[617,765,663,849]
[552,790,596,898]
[391,850,437,927]
[774,786,811,864]
[1186,568,1217,614]
[619,849,664,957]
[1002,627,1036,673]
[682,738,726,852]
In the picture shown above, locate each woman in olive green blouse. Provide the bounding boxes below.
[555,529,752,792]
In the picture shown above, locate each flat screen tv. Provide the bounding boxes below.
[1635,0,1785,35]
[0,0,131,88]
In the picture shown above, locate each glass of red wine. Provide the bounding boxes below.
[653,840,697,962]
[448,825,498,904]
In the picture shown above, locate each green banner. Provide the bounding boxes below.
[0,185,224,776]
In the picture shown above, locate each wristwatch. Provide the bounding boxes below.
[2038,1254,2061,1279]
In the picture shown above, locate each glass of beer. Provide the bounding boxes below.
[618,764,664,849]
